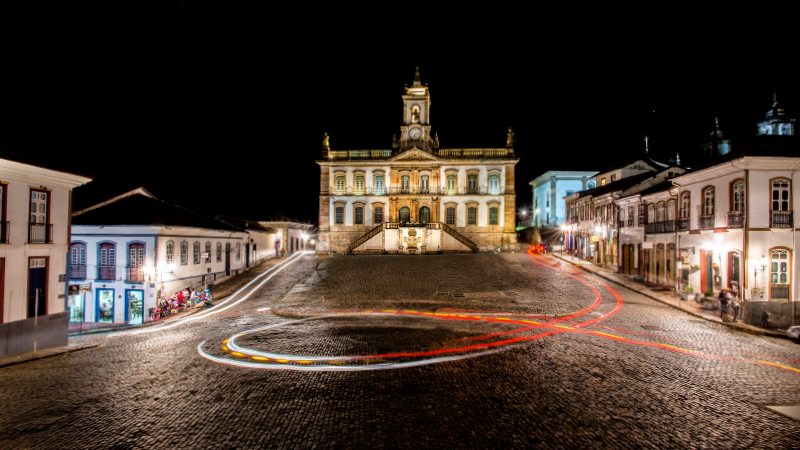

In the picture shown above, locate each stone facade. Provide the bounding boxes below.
[317,69,518,254]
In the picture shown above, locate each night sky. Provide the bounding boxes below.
[2,3,798,223]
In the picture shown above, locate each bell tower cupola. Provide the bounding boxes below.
[398,67,433,151]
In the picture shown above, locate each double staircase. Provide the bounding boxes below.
[346,222,479,254]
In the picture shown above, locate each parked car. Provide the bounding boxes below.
[529,243,547,254]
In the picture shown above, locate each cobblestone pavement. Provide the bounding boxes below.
[1,252,799,449]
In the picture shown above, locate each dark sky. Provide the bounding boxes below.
[1,2,798,222]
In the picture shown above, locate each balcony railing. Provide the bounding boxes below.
[677,217,690,231]
[69,264,86,279]
[327,186,506,196]
[727,211,745,229]
[770,210,793,228]
[328,149,393,159]
[98,265,116,281]
[0,221,8,243]
[770,284,790,301]
[645,220,676,234]
[28,223,53,244]
[698,215,715,230]
[127,267,145,282]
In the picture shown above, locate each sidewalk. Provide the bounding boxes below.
[0,343,99,369]
[68,256,287,337]
[549,252,790,340]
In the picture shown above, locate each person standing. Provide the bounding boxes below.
[731,295,741,322]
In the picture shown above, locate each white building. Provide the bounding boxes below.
[0,151,91,356]
[258,221,314,256]
[529,170,597,227]
[318,69,518,254]
[671,155,800,328]
[68,188,277,325]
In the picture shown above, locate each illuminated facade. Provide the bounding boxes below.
[317,69,518,254]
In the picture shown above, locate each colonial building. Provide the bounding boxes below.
[0,149,92,356]
[69,188,277,326]
[317,69,518,254]
[529,170,597,227]
[258,221,314,256]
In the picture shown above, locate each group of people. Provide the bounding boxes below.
[717,288,741,322]
[150,285,212,321]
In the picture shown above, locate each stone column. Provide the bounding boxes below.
[432,197,440,222]
[410,198,419,222]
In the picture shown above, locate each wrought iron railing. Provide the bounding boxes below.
[770,210,793,228]
[98,265,116,280]
[127,267,145,282]
[698,215,715,230]
[645,220,676,234]
[677,217,690,231]
[727,211,744,229]
[770,284,790,300]
[28,223,53,244]
[69,264,86,279]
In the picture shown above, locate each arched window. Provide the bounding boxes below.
[731,179,745,213]
[166,241,175,264]
[411,104,420,123]
[446,174,456,194]
[666,199,676,221]
[771,178,790,211]
[98,242,116,280]
[401,175,410,193]
[656,202,666,222]
[679,192,690,219]
[770,248,791,300]
[216,242,222,262]
[467,174,478,194]
[205,242,211,263]
[702,187,715,216]
[69,242,86,279]
[420,175,429,193]
[647,204,655,223]
[193,241,201,264]
[488,174,500,194]
[399,206,410,223]
[180,241,188,265]
[419,206,430,223]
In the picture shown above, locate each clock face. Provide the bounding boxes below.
[409,127,421,139]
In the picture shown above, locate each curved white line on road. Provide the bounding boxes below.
[109,251,311,336]
[197,340,502,372]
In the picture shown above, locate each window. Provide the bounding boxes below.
[335,206,344,224]
[489,207,499,225]
[468,174,478,194]
[446,174,456,193]
[770,248,791,300]
[627,206,634,227]
[446,207,455,225]
[419,206,430,223]
[702,187,715,216]
[30,190,48,224]
[374,206,383,224]
[236,243,241,261]
[216,242,222,262]
[98,242,116,280]
[467,207,477,225]
[128,242,145,281]
[180,241,188,265]
[355,175,365,194]
[70,243,86,279]
[771,179,790,211]
[166,241,175,264]
[374,175,384,195]
[647,204,655,223]
[205,242,211,263]
[731,180,745,213]
[638,205,645,226]
[354,206,364,224]
[600,177,607,186]
[335,175,345,194]
[399,207,410,223]
[193,241,201,264]
[680,192,691,219]
[488,174,500,194]
[656,202,666,222]
[401,175,410,192]
[666,199,676,220]
[610,174,617,182]
[420,175,429,193]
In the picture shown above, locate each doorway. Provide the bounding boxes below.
[27,257,48,318]
[225,243,231,276]
[700,250,713,294]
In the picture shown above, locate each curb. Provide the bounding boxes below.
[0,344,99,369]
[549,254,791,341]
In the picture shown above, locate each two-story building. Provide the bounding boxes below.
[68,188,277,326]
[0,149,91,356]
[317,69,518,254]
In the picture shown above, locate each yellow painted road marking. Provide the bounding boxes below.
[251,356,270,362]
[275,359,289,364]
[296,360,313,365]
[221,345,230,352]
[230,351,246,358]
[758,359,800,374]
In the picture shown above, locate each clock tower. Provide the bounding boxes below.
[398,67,433,152]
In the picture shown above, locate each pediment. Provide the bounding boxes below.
[390,148,440,161]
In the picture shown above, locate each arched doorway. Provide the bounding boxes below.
[399,207,410,223]
[418,206,430,223]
